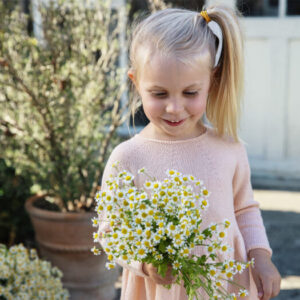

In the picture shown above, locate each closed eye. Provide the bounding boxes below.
[184,91,198,96]
[150,91,198,98]
[151,92,167,98]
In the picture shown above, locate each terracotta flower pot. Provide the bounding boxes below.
[25,194,118,300]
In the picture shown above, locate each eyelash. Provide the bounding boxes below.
[152,91,198,98]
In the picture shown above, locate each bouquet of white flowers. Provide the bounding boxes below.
[0,243,69,300]
[91,162,253,299]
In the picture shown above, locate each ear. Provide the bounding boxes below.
[128,69,137,86]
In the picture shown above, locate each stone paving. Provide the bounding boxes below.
[254,190,300,300]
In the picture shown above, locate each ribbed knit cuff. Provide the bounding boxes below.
[236,212,273,258]
[246,245,273,258]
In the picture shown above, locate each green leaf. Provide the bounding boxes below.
[157,263,168,277]
[158,241,167,253]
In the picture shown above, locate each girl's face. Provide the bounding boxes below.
[129,53,212,140]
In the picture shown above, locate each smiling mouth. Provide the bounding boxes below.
[163,119,186,127]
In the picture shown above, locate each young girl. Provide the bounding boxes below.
[97,4,281,300]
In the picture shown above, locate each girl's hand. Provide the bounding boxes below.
[248,249,281,300]
[142,263,176,285]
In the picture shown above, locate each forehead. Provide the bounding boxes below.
[138,51,212,88]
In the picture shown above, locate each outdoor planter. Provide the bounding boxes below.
[25,194,118,300]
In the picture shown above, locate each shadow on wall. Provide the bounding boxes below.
[262,210,300,300]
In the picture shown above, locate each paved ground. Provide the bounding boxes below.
[113,189,300,300]
[254,190,300,300]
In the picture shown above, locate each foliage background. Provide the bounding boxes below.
[0,0,207,246]
[0,0,127,213]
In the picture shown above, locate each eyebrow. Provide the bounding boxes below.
[147,83,203,90]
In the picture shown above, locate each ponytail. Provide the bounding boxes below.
[205,4,245,142]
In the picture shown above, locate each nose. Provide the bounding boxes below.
[165,98,184,114]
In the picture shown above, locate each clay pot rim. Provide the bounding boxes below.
[25,194,96,221]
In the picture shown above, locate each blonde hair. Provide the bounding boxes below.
[129,4,245,142]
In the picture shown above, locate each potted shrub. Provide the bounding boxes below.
[0,0,128,298]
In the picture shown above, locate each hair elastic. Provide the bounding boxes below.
[200,10,211,23]
[199,10,223,68]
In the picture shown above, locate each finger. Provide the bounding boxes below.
[272,277,281,298]
[150,268,171,284]
[165,266,174,279]
[157,270,175,285]
[158,272,173,283]
[155,275,173,285]
[261,278,273,300]
[251,269,264,299]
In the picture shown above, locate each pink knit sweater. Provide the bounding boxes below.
[97,127,272,300]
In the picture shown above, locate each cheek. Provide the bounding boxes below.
[188,98,207,115]
[142,97,164,118]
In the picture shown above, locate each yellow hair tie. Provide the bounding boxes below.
[200,10,211,23]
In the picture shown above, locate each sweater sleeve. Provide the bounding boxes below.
[97,145,149,278]
[233,143,272,257]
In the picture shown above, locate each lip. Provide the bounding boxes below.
[163,119,186,127]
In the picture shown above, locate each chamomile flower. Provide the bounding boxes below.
[120,226,130,237]
[135,227,143,236]
[195,180,203,186]
[144,181,153,189]
[220,243,232,253]
[174,238,184,248]
[139,210,148,220]
[208,266,217,278]
[152,181,161,190]
[238,289,249,297]
[155,254,163,260]
[105,194,113,203]
[123,172,134,183]
[224,219,231,228]
[180,247,190,257]
[229,293,237,300]
[189,175,196,181]
[146,208,155,217]
[173,175,182,185]
[182,175,189,182]
[134,217,142,225]
[136,248,147,259]
[166,245,175,255]
[166,169,176,176]
[144,221,152,228]
[218,230,227,240]
[91,217,99,227]
[105,262,116,270]
[152,234,162,245]
[235,262,245,274]
[225,270,234,279]
[173,261,182,270]
[143,229,152,239]
[142,239,152,250]
[201,199,209,208]
[167,223,177,234]
[112,161,120,168]
[140,192,148,200]
[93,232,99,243]
[209,223,218,233]
[91,246,101,255]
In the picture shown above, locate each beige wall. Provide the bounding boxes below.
[239,18,300,184]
